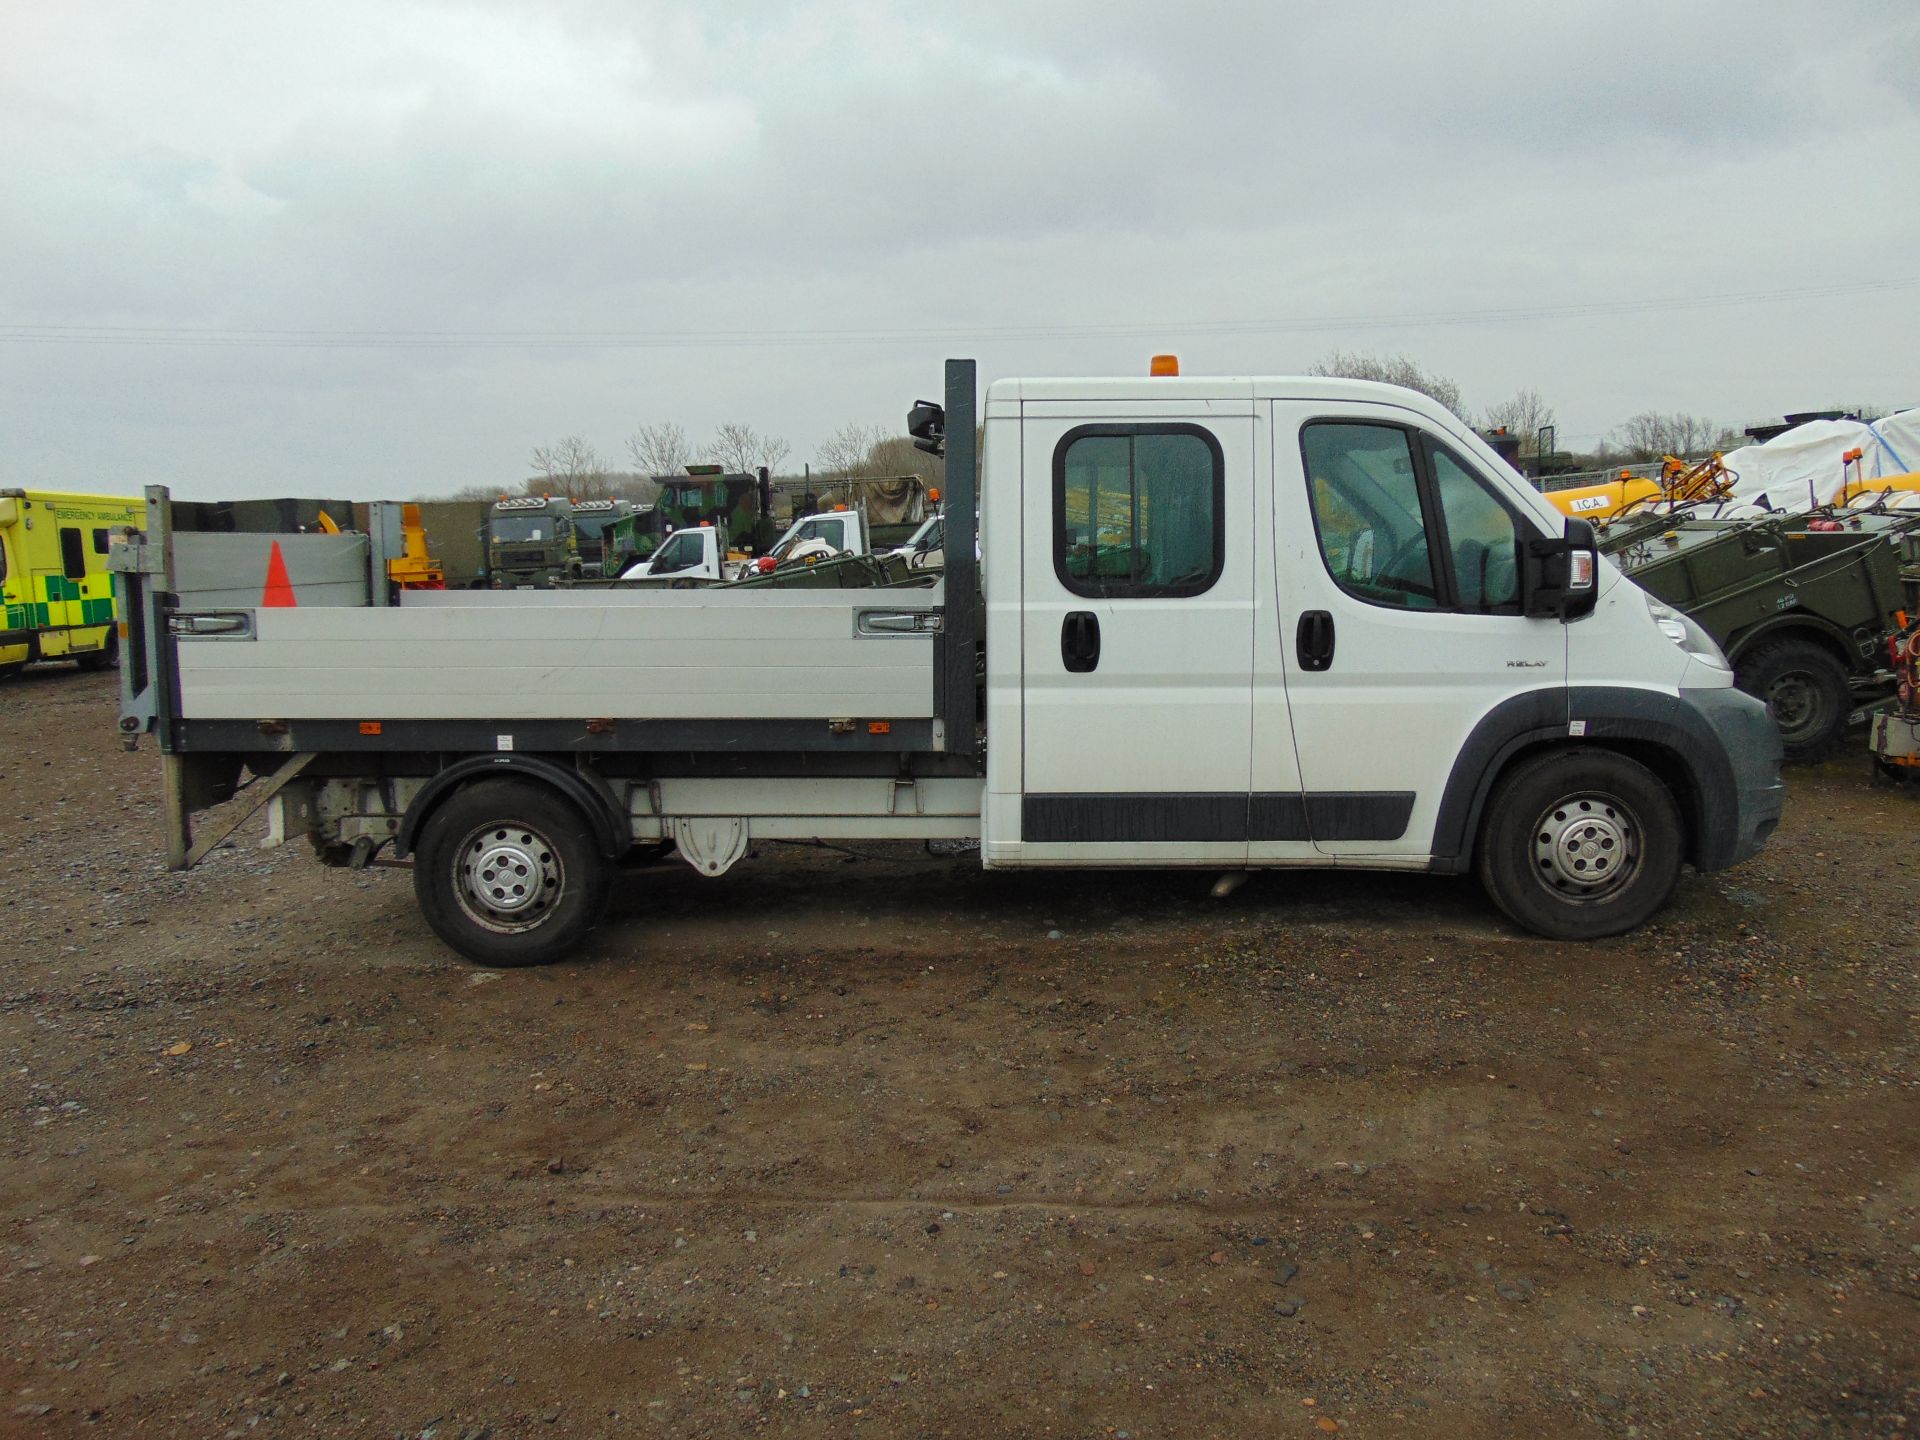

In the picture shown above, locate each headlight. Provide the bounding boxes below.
[1646,596,1730,669]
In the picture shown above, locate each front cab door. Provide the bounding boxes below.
[1269,401,1567,859]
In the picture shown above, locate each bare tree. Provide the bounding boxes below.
[1613,412,1721,462]
[626,421,691,478]
[757,435,792,474]
[711,423,788,474]
[1311,350,1465,418]
[1482,388,1557,457]
[865,433,944,485]
[528,435,609,492]
[418,482,510,502]
[816,422,888,478]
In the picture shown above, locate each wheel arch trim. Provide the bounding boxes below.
[1431,685,1741,874]
[394,754,629,860]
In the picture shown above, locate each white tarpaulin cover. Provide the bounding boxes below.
[1721,409,1920,508]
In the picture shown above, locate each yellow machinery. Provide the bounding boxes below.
[1548,453,1735,524]
[1832,447,1920,507]
[386,503,445,588]
[1,488,145,676]
[315,503,445,588]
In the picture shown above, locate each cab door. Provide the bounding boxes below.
[1269,401,1567,857]
[1015,404,1278,865]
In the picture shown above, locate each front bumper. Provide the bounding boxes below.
[1681,685,1785,870]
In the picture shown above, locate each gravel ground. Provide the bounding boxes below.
[0,667,1915,1438]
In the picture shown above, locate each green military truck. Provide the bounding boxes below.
[485,496,582,588]
[564,499,636,576]
[600,505,662,577]
[1605,512,1914,760]
[652,466,777,555]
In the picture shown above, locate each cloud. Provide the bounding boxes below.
[0,0,1915,496]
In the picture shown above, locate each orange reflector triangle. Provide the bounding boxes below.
[261,541,298,607]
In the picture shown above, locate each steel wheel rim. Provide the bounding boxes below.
[1765,670,1827,741]
[453,820,564,933]
[1530,791,1641,902]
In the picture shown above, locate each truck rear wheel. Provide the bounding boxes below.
[413,779,612,966]
[1737,638,1850,762]
[1476,749,1683,941]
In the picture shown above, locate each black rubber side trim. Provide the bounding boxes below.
[1305,791,1415,842]
[1248,794,1308,841]
[394,754,628,860]
[1023,793,1247,843]
[1024,791,1415,844]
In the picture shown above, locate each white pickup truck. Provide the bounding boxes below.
[614,522,744,583]
[115,360,1783,966]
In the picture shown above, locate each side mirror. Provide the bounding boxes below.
[1523,518,1600,619]
[908,400,946,456]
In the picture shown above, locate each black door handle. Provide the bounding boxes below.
[1062,611,1101,673]
[1295,610,1335,671]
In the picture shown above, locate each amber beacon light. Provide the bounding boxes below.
[1149,354,1180,377]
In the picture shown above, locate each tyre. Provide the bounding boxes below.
[1736,638,1850,763]
[412,779,612,966]
[1475,748,1683,941]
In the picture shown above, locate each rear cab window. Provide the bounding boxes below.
[1053,425,1224,598]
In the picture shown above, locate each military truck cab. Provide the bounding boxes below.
[486,496,578,588]
[564,499,634,577]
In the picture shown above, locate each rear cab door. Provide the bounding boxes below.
[1007,384,1301,865]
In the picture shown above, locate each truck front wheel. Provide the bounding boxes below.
[1476,749,1683,941]
[413,779,612,966]
[1737,638,1850,762]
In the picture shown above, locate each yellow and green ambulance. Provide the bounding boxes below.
[1,489,145,677]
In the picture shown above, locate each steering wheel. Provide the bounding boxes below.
[1376,536,1438,600]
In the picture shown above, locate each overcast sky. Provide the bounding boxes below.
[3,0,1916,500]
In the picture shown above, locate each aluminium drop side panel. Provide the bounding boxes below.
[169,588,938,722]
[172,533,372,609]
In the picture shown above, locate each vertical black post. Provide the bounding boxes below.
[939,358,979,757]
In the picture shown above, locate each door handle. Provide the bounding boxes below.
[1295,610,1335,671]
[1061,611,1101,673]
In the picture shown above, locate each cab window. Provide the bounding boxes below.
[1301,421,1525,615]
[1053,424,1223,598]
[650,529,704,573]
[1301,423,1438,608]
[1430,446,1521,613]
